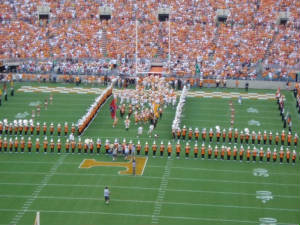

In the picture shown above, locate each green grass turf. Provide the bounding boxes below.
[0,82,299,225]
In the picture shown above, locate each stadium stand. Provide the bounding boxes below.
[0,0,299,79]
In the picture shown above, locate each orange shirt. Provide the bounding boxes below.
[176,144,181,153]
[167,145,172,153]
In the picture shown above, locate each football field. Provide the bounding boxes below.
[0,82,299,225]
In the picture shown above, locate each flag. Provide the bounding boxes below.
[110,98,117,119]
[153,102,159,118]
[33,211,40,225]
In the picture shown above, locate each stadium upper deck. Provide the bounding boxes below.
[0,0,299,78]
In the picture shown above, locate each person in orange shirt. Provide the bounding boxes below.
[136,140,142,155]
[172,127,176,139]
[160,141,165,157]
[24,122,29,136]
[77,138,82,154]
[43,137,48,153]
[259,147,264,162]
[57,139,62,154]
[201,143,206,159]
[222,128,226,142]
[239,145,244,162]
[207,145,212,159]
[152,141,157,157]
[245,131,250,144]
[18,122,23,136]
[269,131,273,145]
[96,138,102,154]
[36,122,40,136]
[214,146,219,160]
[202,128,207,141]
[226,146,231,160]
[14,137,19,153]
[9,138,13,152]
[234,128,239,143]
[35,138,40,153]
[294,133,298,146]
[105,139,110,154]
[167,141,172,158]
[20,137,25,153]
[185,142,190,158]
[257,131,262,145]
[30,122,35,136]
[246,146,251,162]
[71,123,76,135]
[57,123,61,136]
[292,150,296,165]
[228,128,233,143]
[281,130,285,146]
[176,140,181,158]
[286,148,290,164]
[275,132,279,145]
[181,126,187,140]
[27,137,32,153]
[0,122,2,136]
[252,147,257,162]
[263,131,267,145]
[64,122,69,136]
[43,122,47,136]
[233,145,238,160]
[279,147,284,164]
[66,139,70,153]
[221,145,225,160]
[188,128,193,141]
[194,128,199,141]
[209,128,213,143]
[71,139,76,154]
[144,141,149,156]
[266,148,271,163]
[84,141,88,154]
[3,137,8,152]
[50,138,55,153]
[251,131,256,144]
[89,140,94,154]
[287,132,292,146]
[193,143,198,158]
[216,129,221,143]
[273,149,277,162]
[176,128,181,140]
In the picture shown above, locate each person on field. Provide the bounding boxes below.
[104,187,110,204]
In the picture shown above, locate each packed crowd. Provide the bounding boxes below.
[0,0,299,78]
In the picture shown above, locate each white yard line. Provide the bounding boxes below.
[0,182,298,199]
[0,208,297,225]
[151,159,172,224]
[0,171,299,187]
[0,194,299,212]
[8,154,67,225]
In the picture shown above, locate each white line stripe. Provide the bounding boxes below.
[147,165,300,176]
[0,182,298,199]
[0,208,296,225]
[0,171,298,187]
[8,154,67,225]
[0,194,298,212]
[151,159,172,224]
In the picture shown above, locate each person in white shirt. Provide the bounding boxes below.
[104,187,110,204]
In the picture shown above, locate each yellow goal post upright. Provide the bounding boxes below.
[33,211,40,225]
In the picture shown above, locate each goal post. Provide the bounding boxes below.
[135,18,171,76]
[33,211,40,225]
